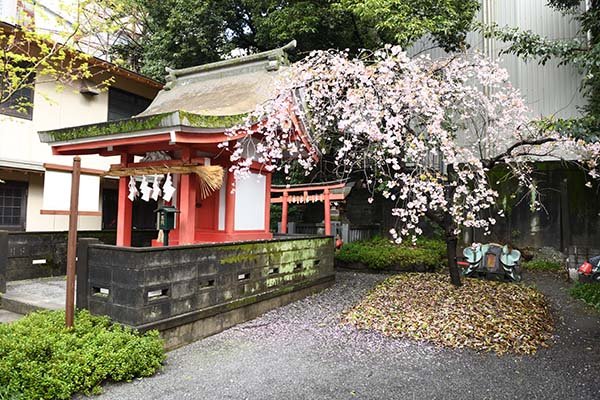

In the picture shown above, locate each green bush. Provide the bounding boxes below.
[522,259,563,271]
[570,283,600,311]
[335,236,446,270]
[0,310,165,400]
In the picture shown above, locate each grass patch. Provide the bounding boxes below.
[0,310,165,400]
[344,273,554,355]
[335,237,446,270]
[570,283,600,311]
[522,247,565,272]
[522,259,563,271]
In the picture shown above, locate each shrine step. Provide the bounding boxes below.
[0,277,66,316]
[0,309,24,324]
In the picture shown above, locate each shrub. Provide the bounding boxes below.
[570,283,600,311]
[0,310,165,400]
[335,236,446,270]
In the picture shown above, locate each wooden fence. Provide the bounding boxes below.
[281,222,381,243]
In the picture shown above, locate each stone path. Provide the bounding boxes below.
[83,271,600,400]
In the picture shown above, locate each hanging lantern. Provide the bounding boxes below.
[127,176,139,201]
[162,173,176,202]
[140,176,152,202]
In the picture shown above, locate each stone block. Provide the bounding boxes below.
[143,267,171,286]
[112,285,145,308]
[112,304,141,326]
[142,301,171,324]
[196,289,218,309]
[171,297,196,315]
[88,298,112,317]
[170,264,197,282]
[171,279,197,299]
[89,265,112,285]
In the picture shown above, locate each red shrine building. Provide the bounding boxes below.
[38,41,311,247]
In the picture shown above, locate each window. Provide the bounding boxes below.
[107,88,152,121]
[0,85,34,120]
[0,0,17,21]
[0,180,27,230]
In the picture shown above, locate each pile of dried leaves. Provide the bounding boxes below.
[344,273,554,355]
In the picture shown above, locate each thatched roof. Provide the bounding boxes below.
[39,41,297,144]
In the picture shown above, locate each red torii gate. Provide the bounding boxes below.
[271,181,348,236]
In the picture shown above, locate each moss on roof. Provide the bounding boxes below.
[38,111,248,143]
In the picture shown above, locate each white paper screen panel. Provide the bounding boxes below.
[234,173,265,231]
[42,171,100,212]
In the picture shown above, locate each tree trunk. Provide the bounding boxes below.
[425,207,463,287]
[444,164,462,287]
[445,233,462,287]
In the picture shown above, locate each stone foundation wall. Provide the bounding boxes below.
[77,236,335,346]
[0,230,156,285]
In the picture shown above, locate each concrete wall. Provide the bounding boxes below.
[78,236,335,348]
[0,230,157,287]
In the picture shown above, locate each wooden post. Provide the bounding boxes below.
[116,154,133,246]
[281,191,289,234]
[65,156,81,328]
[225,170,236,234]
[179,173,197,244]
[0,230,7,294]
[324,188,331,236]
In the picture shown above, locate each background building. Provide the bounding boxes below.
[0,18,162,232]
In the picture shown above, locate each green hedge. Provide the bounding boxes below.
[335,237,446,270]
[0,310,165,400]
[570,283,600,311]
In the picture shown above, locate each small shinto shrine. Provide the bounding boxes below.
[39,41,311,247]
[34,42,336,347]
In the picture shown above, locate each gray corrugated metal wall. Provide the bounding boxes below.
[410,0,586,119]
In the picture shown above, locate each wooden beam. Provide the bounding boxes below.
[270,182,346,192]
[52,133,172,155]
[271,193,345,203]
[43,163,106,176]
[40,210,102,216]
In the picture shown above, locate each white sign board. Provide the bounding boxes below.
[42,170,100,212]
[234,172,266,231]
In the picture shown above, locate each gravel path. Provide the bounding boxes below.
[87,272,600,400]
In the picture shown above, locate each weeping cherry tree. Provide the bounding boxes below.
[224,47,600,287]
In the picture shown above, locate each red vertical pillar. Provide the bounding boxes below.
[225,170,236,234]
[178,173,197,244]
[281,191,289,234]
[324,188,331,236]
[116,153,133,247]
